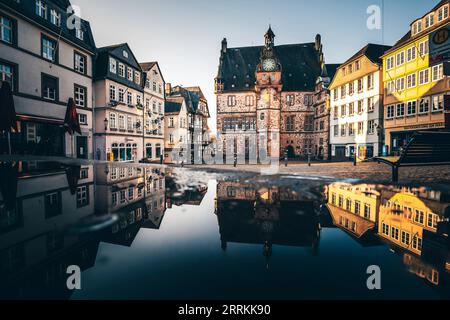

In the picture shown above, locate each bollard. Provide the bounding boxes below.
[308,153,311,167]
[353,155,357,166]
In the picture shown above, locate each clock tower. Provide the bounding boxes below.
[256,26,282,160]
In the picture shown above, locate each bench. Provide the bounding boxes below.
[373,131,450,182]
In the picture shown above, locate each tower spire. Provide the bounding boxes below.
[265,25,275,47]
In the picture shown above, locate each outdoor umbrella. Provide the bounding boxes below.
[0,162,18,210]
[0,82,17,154]
[64,98,81,157]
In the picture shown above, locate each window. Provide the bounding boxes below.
[0,15,13,44]
[45,192,61,218]
[386,81,395,95]
[341,105,347,117]
[50,9,60,26]
[367,74,374,90]
[355,60,360,71]
[340,124,347,137]
[355,201,361,215]
[387,105,395,119]
[0,62,14,89]
[120,190,126,203]
[396,103,405,117]
[349,123,355,136]
[333,106,339,119]
[396,77,405,91]
[406,46,416,62]
[286,94,295,106]
[357,121,364,135]
[333,89,338,101]
[438,6,449,21]
[127,116,133,131]
[401,231,411,245]
[419,69,430,85]
[42,74,58,101]
[110,58,117,74]
[35,0,47,18]
[357,78,363,92]
[135,71,140,85]
[227,95,236,107]
[407,73,416,88]
[368,120,375,135]
[119,88,125,103]
[109,85,117,102]
[76,186,89,208]
[127,67,133,81]
[407,100,417,116]
[364,204,371,219]
[357,100,364,114]
[333,125,338,137]
[127,92,133,105]
[109,113,117,129]
[74,85,86,107]
[396,52,405,66]
[425,14,434,28]
[286,115,295,132]
[153,81,157,91]
[382,223,390,236]
[341,85,346,98]
[74,52,86,74]
[367,97,375,112]
[386,56,394,70]
[112,192,118,206]
[118,63,125,77]
[391,227,399,241]
[432,64,444,81]
[419,40,429,57]
[432,94,444,112]
[75,28,84,41]
[348,82,354,95]
[415,210,425,225]
[119,115,125,130]
[42,36,57,62]
[412,236,423,251]
[245,95,254,106]
[349,102,354,116]
[78,113,87,125]
[128,187,134,200]
[427,213,438,229]
[419,97,430,114]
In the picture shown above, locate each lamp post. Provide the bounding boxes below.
[104,118,108,131]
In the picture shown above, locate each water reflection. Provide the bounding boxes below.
[0,161,449,299]
[216,182,321,262]
[327,182,450,287]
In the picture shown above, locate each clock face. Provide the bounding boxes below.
[263,59,277,72]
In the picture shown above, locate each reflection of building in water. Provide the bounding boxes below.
[378,186,448,255]
[326,183,381,238]
[95,163,166,247]
[216,182,321,258]
[165,170,208,208]
[0,162,99,298]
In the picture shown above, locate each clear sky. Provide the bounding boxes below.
[71,0,440,132]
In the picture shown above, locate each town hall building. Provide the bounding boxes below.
[215,27,336,161]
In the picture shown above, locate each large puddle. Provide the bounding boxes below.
[0,161,449,299]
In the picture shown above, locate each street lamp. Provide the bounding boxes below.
[104,118,108,131]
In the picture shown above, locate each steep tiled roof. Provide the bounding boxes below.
[218,43,322,92]
[342,44,392,66]
[325,64,340,80]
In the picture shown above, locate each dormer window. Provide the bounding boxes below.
[425,14,434,28]
[35,0,47,19]
[439,5,449,21]
[123,50,128,58]
[109,58,117,74]
[76,28,84,41]
[50,9,60,26]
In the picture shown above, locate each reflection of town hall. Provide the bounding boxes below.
[215,27,338,160]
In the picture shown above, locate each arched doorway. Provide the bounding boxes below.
[286,145,295,159]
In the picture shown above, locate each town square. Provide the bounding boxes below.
[0,0,450,308]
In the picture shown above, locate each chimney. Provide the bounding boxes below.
[315,34,322,52]
[221,38,227,54]
[165,83,172,96]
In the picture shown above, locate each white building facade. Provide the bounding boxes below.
[329,44,391,160]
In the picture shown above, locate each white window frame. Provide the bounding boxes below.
[387,105,395,119]
[432,64,444,82]
[406,46,416,62]
[110,58,117,74]
[419,68,430,85]
[74,86,86,107]
[50,9,61,27]
[407,73,416,88]
[396,51,405,66]
[118,63,125,77]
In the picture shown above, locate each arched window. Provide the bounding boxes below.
[119,143,125,161]
[112,143,119,161]
[126,143,132,161]
[146,143,153,159]
[156,143,161,158]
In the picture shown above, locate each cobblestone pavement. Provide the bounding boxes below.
[188,161,450,184]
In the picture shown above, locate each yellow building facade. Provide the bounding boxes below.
[382,0,450,153]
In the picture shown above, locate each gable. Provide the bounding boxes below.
[110,44,141,70]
